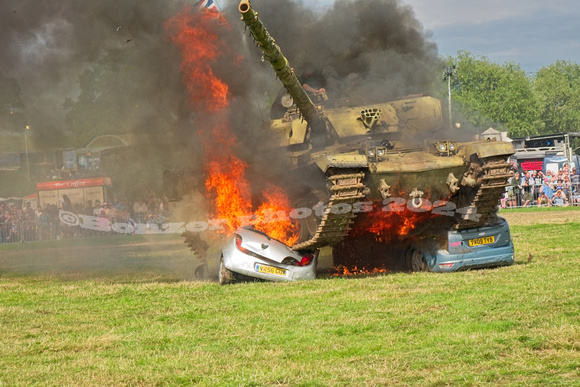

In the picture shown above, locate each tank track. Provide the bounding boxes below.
[182,231,208,262]
[456,156,512,229]
[292,171,366,251]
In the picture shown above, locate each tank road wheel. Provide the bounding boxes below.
[406,247,429,272]
[218,257,235,285]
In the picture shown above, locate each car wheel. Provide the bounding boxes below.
[406,247,429,272]
[194,263,209,281]
[218,257,234,285]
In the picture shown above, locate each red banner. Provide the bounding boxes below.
[520,161,543,171]
[37,177,112,191]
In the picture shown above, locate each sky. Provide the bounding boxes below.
[317,0,580,74]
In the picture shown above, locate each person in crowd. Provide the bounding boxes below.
[115,198,128,212]
[37,207,51,240]
[562,175,572,196]
[0,206,18,243]
[571,167,579,205]
[552,188,569,207]
[571,179,580,205]
[506,178,514,208]
[537,191,550,206]
[500,191,507,209]
[540,180,554,206]
[93,201,103,217]
[84,200,94,216]
[562,163,570,176]
[21,201,37,241]
[532,171,543,201]
[107,202,120,223]
[509,160,519,174]
[522,171,533,206]
[23,201,36,222]
[133,198,147,223]
[61,195,73,212]
[508,172,522,207]
[572,166,579,180]
[48,204,60,240]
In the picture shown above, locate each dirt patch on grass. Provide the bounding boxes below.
[0,237,200,281]
[501,208,580,226]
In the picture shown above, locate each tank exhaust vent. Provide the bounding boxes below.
[359,108,382,131]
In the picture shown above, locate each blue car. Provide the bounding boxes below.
[407,217,515,272]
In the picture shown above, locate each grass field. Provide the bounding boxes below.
[0,210,579,385]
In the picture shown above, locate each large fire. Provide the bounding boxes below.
[166,6,298,245]
[348,200,443,242]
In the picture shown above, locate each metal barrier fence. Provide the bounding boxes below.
[0,220,21,244]
[0,218,116,244]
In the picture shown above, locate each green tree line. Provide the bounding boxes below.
[443,51,580,138]
[2,50,579,145]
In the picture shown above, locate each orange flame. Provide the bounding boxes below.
[166,7,230,111]
[167,7,298,245]
[333,265,389,276]
[254,187,299,246]
[350,200,441,243]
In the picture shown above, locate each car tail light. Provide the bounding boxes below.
[235,234,243,250]
[297,254,314,266]
[438,263,454,269]
[235,234,258,257]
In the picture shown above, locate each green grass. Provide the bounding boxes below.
[499,205,580,214]
[1,225,579,386]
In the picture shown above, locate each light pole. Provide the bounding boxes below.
[442,65,457,128]
[24,125,30,182]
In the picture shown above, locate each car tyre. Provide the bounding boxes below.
[406,247,429,272]
[218,257,235,285]
[194,263,209,281]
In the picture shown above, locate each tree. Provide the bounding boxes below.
[533,60,580,134]
[447,51,542,137]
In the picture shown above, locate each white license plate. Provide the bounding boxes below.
[468,236,495,247]
[255,264,287,276]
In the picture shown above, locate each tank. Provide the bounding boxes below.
[237,0,514,255]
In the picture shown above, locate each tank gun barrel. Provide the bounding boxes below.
[238,0,327,140]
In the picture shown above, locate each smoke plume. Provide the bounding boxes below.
[1,0,440,196]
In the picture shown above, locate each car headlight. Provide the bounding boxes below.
[367,149,375,157]
[376,148,385,157]
[437,142,447,152]
[448,142,456,151]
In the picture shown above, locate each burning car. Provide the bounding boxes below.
[214,227,317,285]
[406,217,515,273]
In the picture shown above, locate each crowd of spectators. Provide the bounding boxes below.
[0,191,170,244]
[0,201,37,243]
[502,163,580,208]
[3,163,579,243]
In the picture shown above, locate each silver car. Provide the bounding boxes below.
[217,227,318,285]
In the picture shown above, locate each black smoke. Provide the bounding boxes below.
[223,0,440,105]
[1,0,440,197]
